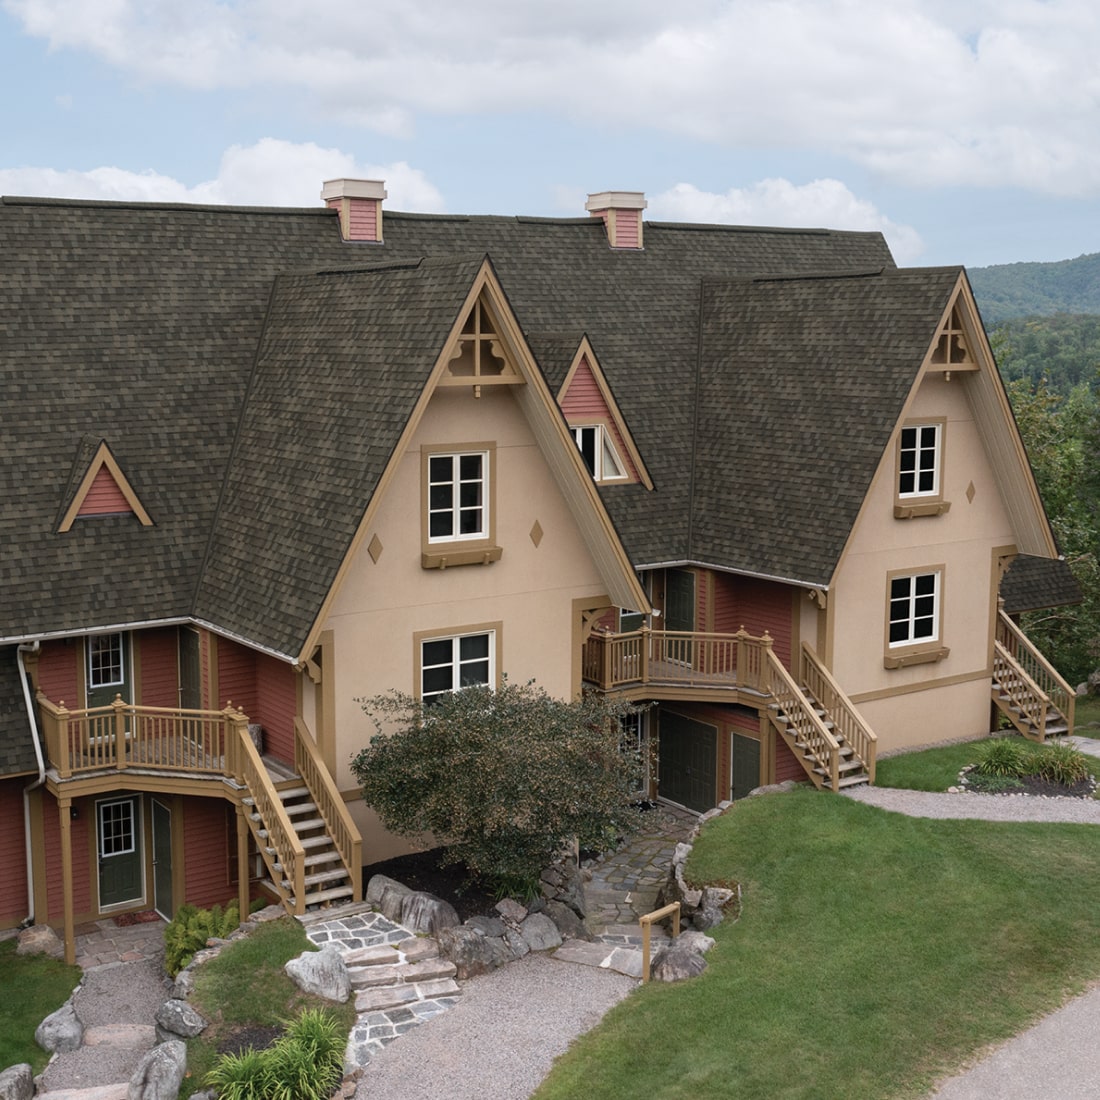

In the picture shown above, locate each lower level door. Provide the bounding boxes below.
[97,795,144,909]
[658,712,717,812]
[152,799,173,919]
[731,733,762,801]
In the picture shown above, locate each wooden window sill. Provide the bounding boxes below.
[884,646,950,669]
[894,500,951,519]
[421,546,503,570]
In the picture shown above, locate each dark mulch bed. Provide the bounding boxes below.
[962,770,1098,798]
[362,848,499,922]
[217,1025,283,1056]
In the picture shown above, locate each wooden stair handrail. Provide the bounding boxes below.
[800,644,878,784]
[765,649,842,791]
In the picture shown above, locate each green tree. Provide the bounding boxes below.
[352,681,644,895]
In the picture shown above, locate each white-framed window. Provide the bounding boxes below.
[428,452,488,542]
[888,572,940,647]
[98,797,137,856]
[898,424,941,498]
[420,630,495,705]
[572,425,627,482]
[88,632,125,687]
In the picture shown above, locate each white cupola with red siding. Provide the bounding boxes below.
[321,178,387,243]
[585,191,647,250]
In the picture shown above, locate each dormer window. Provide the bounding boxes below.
[573,425,627,482]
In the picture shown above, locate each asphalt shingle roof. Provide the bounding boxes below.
[1000,554,1083,614]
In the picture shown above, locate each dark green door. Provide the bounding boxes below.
[152,800,173,919]
[731,734,761,801]
[97,796,143,909]
[86,632,131,709]
[665,570,695,632]
[178,628,202,710]
[658,712,717,812]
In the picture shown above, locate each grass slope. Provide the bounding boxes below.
[0,939,82,1073]
[535,789,1100,1100]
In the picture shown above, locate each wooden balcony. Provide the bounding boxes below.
[582,627,772,695]
[36,692,251,781]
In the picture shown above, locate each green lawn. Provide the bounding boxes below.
[1076,694,1100,729]
[180,918,357,1099]
[534,788,1100,1100]
[0,939,82,1073]
[875,739,986,791]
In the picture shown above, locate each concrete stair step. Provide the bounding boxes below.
[284,800,318,816]
[301,867,349,888]
[349,958,457,989]
[291,816,326,833]
[301,885,354,907]
[278,786,310,801]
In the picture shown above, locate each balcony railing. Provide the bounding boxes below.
[582,627,773,692]
[37,692,250,781]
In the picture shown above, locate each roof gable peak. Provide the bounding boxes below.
[58,440,153,532]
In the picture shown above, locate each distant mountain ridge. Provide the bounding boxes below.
[967,250,1100,323]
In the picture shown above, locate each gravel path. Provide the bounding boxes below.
[352,954,635,1100]
[843,785,1100,823]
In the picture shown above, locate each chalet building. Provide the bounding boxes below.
[0,183,1079,962]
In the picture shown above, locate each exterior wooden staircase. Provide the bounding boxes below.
[992,610,1075,742]
[766,643,876,792]
[239,717,362,915]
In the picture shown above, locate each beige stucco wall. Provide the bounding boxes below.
[830,370,1017,751]
[310,384,611,859]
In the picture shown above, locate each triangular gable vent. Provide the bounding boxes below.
[59,442,153,532]
[927,303,979,372]
[440,294,523,396]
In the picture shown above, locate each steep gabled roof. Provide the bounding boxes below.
[1000,554,1083,614]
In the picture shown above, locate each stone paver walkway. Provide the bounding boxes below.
[301,906,461,1070]
[73,917,166,970]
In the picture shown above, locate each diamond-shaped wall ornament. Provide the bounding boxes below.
[529,520,544,548]
[367,533,384,563]
[966,481,976,504]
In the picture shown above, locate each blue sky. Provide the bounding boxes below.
[2,0,1098,269]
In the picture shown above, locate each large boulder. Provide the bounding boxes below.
[436,925,513,979]
[285,944,350,1003]
[518,913,563,952]
[465,914,506,938]
[128,1039,187,1100]
[366,875,413,923]
[0,1064,33,1100]
[650,940,708,983]
[400,892,460,936]
[35,1002,83,1054]
[154,999,207,1042]
[16,923,64,959]
[540,857,587,918]
[543,899,591,941]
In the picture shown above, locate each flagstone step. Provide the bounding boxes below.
[349,957,457,989]
[355,976,461,1013]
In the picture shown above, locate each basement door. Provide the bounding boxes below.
[730,733,761,801]
[97,795,144,910]
[658,712,716,813]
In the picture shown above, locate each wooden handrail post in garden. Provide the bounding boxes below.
[640,901,681,982]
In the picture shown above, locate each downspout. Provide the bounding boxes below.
[17,641,45,927]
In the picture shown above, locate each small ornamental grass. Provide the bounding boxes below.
[972,737,1032,778]
[972,737,1092,787]
[203,1008,344,1100]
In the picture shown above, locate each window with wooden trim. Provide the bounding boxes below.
[421,444,501,568]
[885,569,949,668]
[572,425,627,482]
[420,630,495,705]
[895,420,950,518]
[88,632,126,688]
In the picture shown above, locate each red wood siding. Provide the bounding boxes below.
[77,465,131,516]
[183,800,234,909]
[0,779,28,927]
[138,628,178,709]
[36,640,79,706]
[712,573,794,668]
[254,655,296,764]
[559,357,640,481]
[43,794,92,922]
[775,736,808,784]
[200,631,211,709]
[217,638,257,715]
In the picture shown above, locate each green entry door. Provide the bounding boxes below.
[658,712,717,812]
[152,799,173,920]
[179,627,202,710]
[665,569,696,632]
[86,632,131,709]
[97,795,144,909]
[731,733,761,801]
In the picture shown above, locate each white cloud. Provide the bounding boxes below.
[6,0,1100,195]
[0,139,446,210]
[649,179,925,263]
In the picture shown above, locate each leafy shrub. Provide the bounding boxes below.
[353,681,644,895]
[203,1009,344,1100]
[973,738,1030,778]
[164,901,240,977]
[1031,739,1092,786]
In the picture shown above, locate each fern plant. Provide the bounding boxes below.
[163,900,241,977]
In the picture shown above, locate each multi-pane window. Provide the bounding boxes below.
[98,798,136,856]
[428,452,487,541]
[572,425,626,481]
[898,424,941,497]
[88,633,125,687]
[889,572,940,646]
[421,631,494,705]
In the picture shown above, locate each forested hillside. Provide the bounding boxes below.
[969,251,1100,323]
